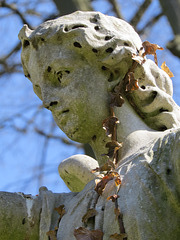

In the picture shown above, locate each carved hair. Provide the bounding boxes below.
[19,11,180,131]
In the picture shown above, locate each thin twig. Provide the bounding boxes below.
[130,0,152,28]
[138,12,163,35]
[34,127,83,147]
[0,1,32,28]
[108,0,123,19]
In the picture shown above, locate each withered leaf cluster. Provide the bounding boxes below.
[82,208,97,224]
[46,205,66,240]
[110,233,128,240]
[95,172,121,195]
[74,227,103,240]
[103,116,119,137]
[46,229,58,240]
[125,72,139,92]
[105,141,123,159]
[110,92,125,108]
[142,40,163,65]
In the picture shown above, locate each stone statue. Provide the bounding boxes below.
[1,11,180,240]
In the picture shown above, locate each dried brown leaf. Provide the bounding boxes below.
[110,92,125,108]
[107,194,119,202]
[132,53,145,65]
[74,227,103,240]
[142,41,163,65]
[110,233,128,240]
[46,230,57,240]
[95,172,120,195]
[54,205,65,218]
[105,141,123,159]
[82,208,97,224]
[142,41,163,56]
[103,116,119,137]
[95,175,114,195]
[125,72,139,92]
[161,61,174,78]
[115,176,121,186]
[91,162,113,173]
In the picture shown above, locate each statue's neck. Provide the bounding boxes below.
[90,101,161,166]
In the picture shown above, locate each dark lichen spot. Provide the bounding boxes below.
[114,69,120,75]
[22,218,26,225]
[92,135,97,141]
[47,66,51,72]
[159,108,169,113]
[105,36,113,41]
[141,85,146,89]
[92,48,98,53]
[101,207,105,211]
[94,26,100,31]
[23,40,30,48]
[166,168,171,175]
[62,109,69,113]
[106,47,113,53]
[90,17,98,23]
[159,125,167,131]
[108,73,114,82]
[124,42,129,46]
[65,70,70,74]
[50,101,58,106]
[152,91,157,99]
[73,42,82,48]
[25,73,31,78]
[72,24,86,29]
[41,38,45,42]
[65,169,69,174]
[101,66,107,70]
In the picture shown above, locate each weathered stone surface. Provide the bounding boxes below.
[0,187,77,240]
[15,10,180,240]
[58,128,180,240]
[58,154,99,192]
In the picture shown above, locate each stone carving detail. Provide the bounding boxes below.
[16,11,180,239]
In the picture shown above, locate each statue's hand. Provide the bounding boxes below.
[58,154,99,192]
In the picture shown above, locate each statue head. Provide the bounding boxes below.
[18,11,180,143]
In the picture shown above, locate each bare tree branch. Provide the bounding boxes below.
[0,1,32,28]
[108,0,123,19]
[138,12,163,35]
[130,0,152,28]
[35,127,82,147]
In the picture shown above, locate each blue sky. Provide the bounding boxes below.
[0,0,179,195]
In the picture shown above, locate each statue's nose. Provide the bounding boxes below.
[43,100,59,110]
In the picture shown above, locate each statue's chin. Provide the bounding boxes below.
[55,120,91,143]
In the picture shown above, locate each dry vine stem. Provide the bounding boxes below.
[90,40,164,240]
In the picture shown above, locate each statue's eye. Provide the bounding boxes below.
[45,66,71,87]
[56,69,71,86]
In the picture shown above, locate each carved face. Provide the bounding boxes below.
[22,44,112,142]
[19,11,180,139]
